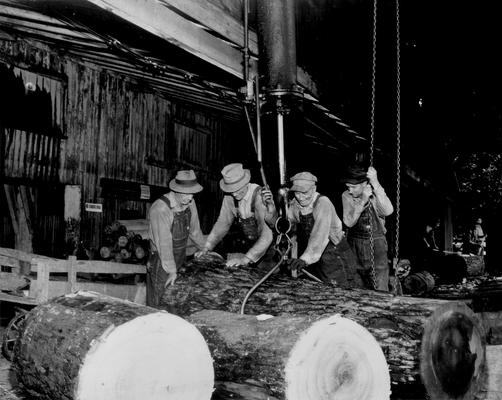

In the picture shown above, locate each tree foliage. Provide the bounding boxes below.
[454,152,502,228]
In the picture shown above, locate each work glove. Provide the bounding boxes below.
[288,258,307,274]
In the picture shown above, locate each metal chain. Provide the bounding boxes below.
[369,0,377,166]
[369,220,377,290]
[392,0,402,295]
[368,0,378,290]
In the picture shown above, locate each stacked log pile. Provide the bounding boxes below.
[98,221,149,264]
[12,291,214,400]
[162,258,487,400]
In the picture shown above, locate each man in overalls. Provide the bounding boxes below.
[195,163,273,268]
[341,165,394,291]
[262,172,363,288]
[147,170,206,306]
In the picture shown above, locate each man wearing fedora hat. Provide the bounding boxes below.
[341,165,393,291]
[147,169,206,306]
[195,163,273,267]
[262,172,363,288]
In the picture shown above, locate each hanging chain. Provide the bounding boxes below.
[368,0,378,290]
[369,0,377,166]
[392,0,402,295]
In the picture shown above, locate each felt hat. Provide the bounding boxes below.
[290,171,317,192]
[341,165,368,185]
[169,170,203,194]
[219,163,251,193]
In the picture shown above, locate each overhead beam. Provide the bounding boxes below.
[159,0,259,56]
[160,0,317,95]
[85,0,255,80]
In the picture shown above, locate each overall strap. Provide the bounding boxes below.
[250,185,262,214]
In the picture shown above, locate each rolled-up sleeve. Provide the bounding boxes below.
[245,195,274,262]
[372,184,394,217]
[299,198,333,265]
[188,201,206,250]
[205,196,235,251]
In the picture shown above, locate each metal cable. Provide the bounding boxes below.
[240,236,292,315]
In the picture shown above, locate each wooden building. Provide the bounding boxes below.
[0,0,457,260]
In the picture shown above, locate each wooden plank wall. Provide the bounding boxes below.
[0,39,243,252]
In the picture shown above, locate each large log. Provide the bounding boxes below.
[190,310,391,400]
[163,258,451,323]
[163,259,487,399]
[12,291,214,400]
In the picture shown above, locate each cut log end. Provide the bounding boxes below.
[285,315,391,400]
[76,312,214,400]
[420,302,486,400]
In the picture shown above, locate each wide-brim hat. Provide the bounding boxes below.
[219,163,251,193]
[341,165,368,185]
[169,169,203,194]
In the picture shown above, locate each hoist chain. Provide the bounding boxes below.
[368,214,377,290]
[392,0,402,295]
[368,0,378,290]
[370,0,377,167]
[394,0,401,261]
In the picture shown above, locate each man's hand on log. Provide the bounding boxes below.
[165,271,177,287]
[288,258,307,277]
[226,256,252,267]
[194,248,209,258]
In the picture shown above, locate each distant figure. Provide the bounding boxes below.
[417,219,442,273]
[423,219,440,253]
[469,218,486,255]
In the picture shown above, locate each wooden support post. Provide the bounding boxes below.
[66,255,77,294]
[34,260,49,302]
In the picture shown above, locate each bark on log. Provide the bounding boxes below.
[163,259,487,398]
[190,310,391,400]
[13,291,214,400]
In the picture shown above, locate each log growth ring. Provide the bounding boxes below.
[76,312,214,400]
[285,315,391,400]
[420,302,486,400]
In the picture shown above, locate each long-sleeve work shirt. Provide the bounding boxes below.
[265,192,343,265]
[148,191,206,274]
[205,183,273,262]
[342,183,394,232]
